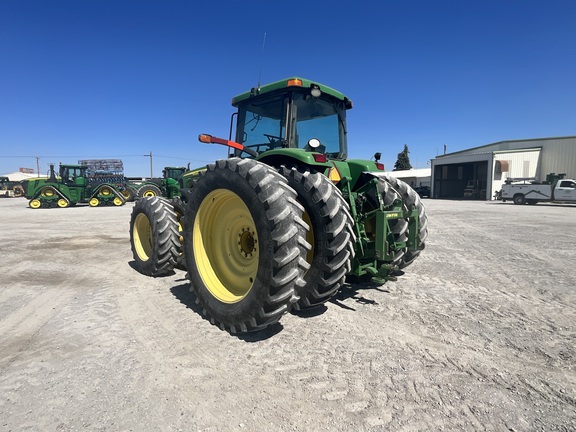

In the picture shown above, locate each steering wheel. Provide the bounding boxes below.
[263,134,285,148]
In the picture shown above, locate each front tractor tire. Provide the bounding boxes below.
[138,184,162,198]
[130,196,180,276]
[279,166,355,310]
[183,158,310,333]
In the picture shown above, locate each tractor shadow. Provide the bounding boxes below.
[168,274,393,341]
[291,279,391,318]
[169,281,284,342]
[127,260,177,277]
[330,280,390,310]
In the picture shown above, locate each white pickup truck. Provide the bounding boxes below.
[500,174,576,205]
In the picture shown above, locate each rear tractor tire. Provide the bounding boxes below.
[121,186,137,202]
[130,196,180,276]
[382,175,429,269]
[183,158,309,333]
[279,165,355,310]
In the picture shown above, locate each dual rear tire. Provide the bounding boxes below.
[182,158,309,333]
[128,159,427,333]
[278,166,355,310]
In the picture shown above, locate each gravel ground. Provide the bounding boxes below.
[0,197,575,431]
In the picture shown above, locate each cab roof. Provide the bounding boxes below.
[231,77,352,108]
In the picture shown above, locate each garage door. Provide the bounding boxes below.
[433,161,488,199]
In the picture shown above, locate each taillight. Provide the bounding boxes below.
[375,163,384,170]
[313,154,327,163]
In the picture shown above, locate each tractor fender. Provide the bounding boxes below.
[340,159,386,190]
[256,149,332,172]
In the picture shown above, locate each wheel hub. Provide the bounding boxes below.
[238,227,256,257]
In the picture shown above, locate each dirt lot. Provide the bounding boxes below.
[0,197,574,431]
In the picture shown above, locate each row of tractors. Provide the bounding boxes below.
[20,164,188,208]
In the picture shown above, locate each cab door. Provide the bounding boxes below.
[555,180,576,201]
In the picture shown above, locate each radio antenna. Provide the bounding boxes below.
[257,32,267,92]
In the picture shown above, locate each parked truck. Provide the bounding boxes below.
[0,176,24,198]
[129,77,428,333]
[500,173,576,205]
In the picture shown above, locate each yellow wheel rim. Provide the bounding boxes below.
[57,199,68,208]
[193,189,258,303]
[113,197,123,206]
[41,187,54,197]
[89,197,99,207]
[121,190,131,199]
[100,187,111,196]
[30,199,41,209]
[133,213,153,261]
[143,190,157,197]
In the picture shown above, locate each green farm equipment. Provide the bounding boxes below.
[22,163,126,208]
[0,176,24,198]
[129,77,428,333]
[135,166,189,199]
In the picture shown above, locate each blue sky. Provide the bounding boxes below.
[1,0,575,177]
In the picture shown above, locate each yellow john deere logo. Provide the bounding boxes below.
[386,213,399,218]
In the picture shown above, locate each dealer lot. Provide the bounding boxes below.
[0,197,574,431]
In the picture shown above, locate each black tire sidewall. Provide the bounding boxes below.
[183,166,275,324]
[514,194,526,205]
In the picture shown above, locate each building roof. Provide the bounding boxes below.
[436,135,576,158]
[0,172,43,181]
[382,168,431,178]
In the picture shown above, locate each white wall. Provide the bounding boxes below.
[492,149,541,196]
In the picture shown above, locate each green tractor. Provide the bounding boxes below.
[135,166,189,199]
[22,163,126,208]
[130,77,428,333]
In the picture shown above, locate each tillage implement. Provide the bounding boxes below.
[129,77,428,333]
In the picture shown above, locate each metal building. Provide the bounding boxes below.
[430,136,576,200]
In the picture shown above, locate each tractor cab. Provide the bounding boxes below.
[231,77,352,160]
[59,164,88,187]
[163,167,187,181]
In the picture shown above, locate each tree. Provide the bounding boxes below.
[393,144,413,171]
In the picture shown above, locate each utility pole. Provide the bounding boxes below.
[144,151,153,178]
